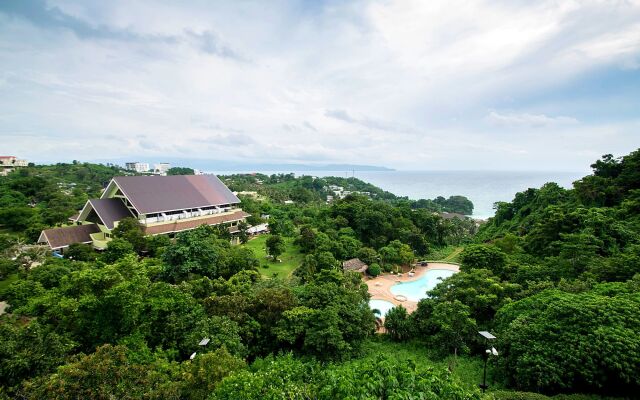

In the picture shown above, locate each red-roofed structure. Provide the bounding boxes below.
[39,174,249,252]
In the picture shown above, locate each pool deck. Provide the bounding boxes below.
[366,262,459,313]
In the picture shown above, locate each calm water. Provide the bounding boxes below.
[369,299,395,317]
[213,170,586,219]
[390,269,456,302]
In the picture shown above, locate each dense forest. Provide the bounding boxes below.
[0,150,638,399]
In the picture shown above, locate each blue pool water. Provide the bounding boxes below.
[390,269,456,302]
[369,299,395,317]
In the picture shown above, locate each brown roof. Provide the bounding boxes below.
[39,224,100,250]
[111,175,240,215]
[439,212,466,220]
[89,198,134,230]
[144,210,249,235]
[342,258,368,272]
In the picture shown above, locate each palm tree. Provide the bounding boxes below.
[372,309,384,331]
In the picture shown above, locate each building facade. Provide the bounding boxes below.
[0,156,28,176]
[154,163,171,175]
[125,162,150,173]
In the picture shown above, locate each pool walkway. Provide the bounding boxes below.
[366,262,459,313]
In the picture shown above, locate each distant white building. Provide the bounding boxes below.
[154,163,171,175]
[0,156,28,176]
[125,162,150,173]
[247,223,269,235]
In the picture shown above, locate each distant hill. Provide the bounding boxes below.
[90,158,394,172]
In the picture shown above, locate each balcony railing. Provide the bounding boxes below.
[144,207,234,224]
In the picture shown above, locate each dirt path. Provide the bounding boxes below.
[443,247,464,262]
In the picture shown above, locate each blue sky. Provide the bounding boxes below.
[1,0,639,171]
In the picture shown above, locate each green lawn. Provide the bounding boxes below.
[242,235,305,279]
[427,246,464,264]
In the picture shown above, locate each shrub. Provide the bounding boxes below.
[488,391,549,400]
[384,305,412,341]
[367,263,381,277]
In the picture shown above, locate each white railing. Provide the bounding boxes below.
[143,207,236,224]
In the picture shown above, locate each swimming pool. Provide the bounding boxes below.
[369,299,395,317]
[390,269,456,302]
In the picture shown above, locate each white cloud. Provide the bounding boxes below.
[486,111,579,128]
[0,0,639,170]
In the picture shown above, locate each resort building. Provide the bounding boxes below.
[153,163,171,175]
[0,156,28,176]
[38,174,249,253]
[125,162,150,173]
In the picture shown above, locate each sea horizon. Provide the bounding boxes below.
[211,169,588,219]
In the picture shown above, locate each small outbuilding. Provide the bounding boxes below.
[342,258,368,273]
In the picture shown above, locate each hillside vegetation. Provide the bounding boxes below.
[0,150,638,399]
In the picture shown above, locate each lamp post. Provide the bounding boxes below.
[478,331,498,393]
[189,337,211,360]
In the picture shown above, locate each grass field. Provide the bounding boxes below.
[427,246,464,264]
[242,235,305,279]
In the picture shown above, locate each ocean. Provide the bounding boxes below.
[212,170,588,219]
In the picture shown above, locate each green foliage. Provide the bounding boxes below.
[242,235,304,279]
[487,391,551,400]
[383,305,412,341]
[0,320,77,390]
[356,246,378,265]
[0,259,18,281]
[379,239,415,267]
[102,238,135,263]
[65,243,96,262]
[1,154,638,399]
[180,347,246,400]
[434,195,475,215]
[213,353,480,400]
[0,162,129,241]
[273,273,375,359]
[265,234,285,261]
[166,167,195,175]
[112,217,147,254]
[19,344,180,399]
[496,284,640,394]
[460,244,508,278]
[162,226,258,282]
[367,262,381,277]
[428,269,520,325]
[428,300,477,356]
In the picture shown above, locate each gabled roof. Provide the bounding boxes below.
[89,198,134,230]
[439,212,466,220]
[38,224,100,250]
[107,175,240,215]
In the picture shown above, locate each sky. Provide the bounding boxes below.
[1,0,639,171]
